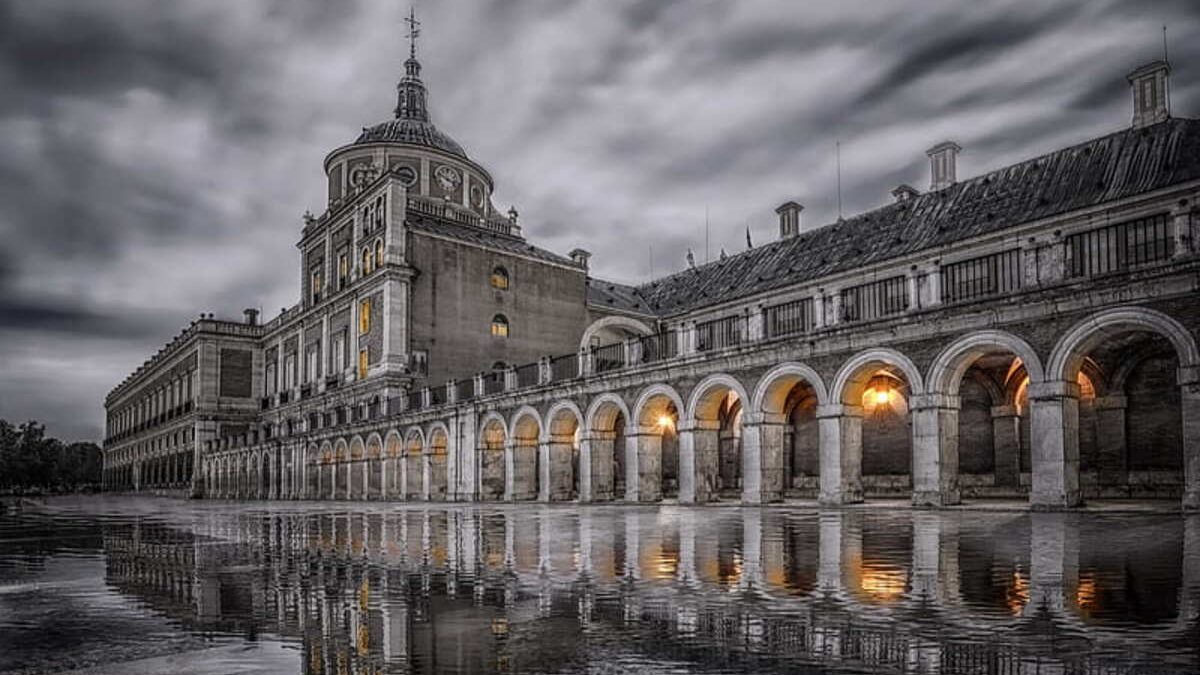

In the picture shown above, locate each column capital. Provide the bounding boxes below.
[677,419,720,433]
[990,404,1019,418]
[908,392,960,410]
[815,403,863,419]
[1090,394,1127,411]
[1178,364,1200,386]
[1028,379,1080,401]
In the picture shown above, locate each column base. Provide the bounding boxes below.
[1030,490,1083,511]
[818,489,864,506]
[911,489,960,508]
[1183,490,1200,512]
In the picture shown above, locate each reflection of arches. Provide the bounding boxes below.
[1045,307,1200,510]
[478,413,507,500]
[629,384,685,502]
[684,374,751,503]
[509,406,542,501]
[584,393,630,502]
[579,315,654,351]
[545,401,584,501]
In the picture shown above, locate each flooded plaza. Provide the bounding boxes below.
[1,497,1198,674]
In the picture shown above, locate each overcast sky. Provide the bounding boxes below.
[0,0,1197,442]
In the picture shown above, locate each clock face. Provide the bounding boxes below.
[395,165,417,187]
[434,165,461,192]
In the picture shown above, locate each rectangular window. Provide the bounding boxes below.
[333,333,346,373]
[840,275,909,323]
[1066,213,1172,278]
[338,253,349,289]
[310,269,322,304]
[940,249,1021,304]
[284,354,296,390]
[359,298,371,333]
[306,347,318,383]
[358,349,369,379]
[265,363,277,396]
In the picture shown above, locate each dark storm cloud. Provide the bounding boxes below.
[1,0,1197,441]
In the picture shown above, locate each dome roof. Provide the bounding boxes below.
[354,118,467,158]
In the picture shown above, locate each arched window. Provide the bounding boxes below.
[374,239,384,269]
[490,265,509,290]
[491,361,508,371]
[362,246,372,275]
[490,314,509,338]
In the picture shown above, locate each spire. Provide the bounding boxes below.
[394,7,429,122]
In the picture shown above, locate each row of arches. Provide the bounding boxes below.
[206,307,1199,509]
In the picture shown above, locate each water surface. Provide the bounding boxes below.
[1,497,1197,674]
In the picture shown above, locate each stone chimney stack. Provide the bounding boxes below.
[1128,60,1170,128]
[775,201,804,240]
[926,141,961,191]
[243,308,259,326]
[568,248,591,269]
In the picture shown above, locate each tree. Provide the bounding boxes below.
[0,419,102,493]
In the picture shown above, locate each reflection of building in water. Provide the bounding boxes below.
[100,507,1200,674]
[100,12,1200,515]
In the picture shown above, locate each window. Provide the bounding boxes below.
[361,247,372,275]
[338,252,349,289]
[359,298,371,333]
[374,238,384,269]
[490,314,509,337]
[358,349,369,379]
[490,265,509,290]
[284,354,296,390]
[306,347,318,383]
[310,269,322,303]
[333,332,346,372]
[410,349,428,376]
[265,363,277,395]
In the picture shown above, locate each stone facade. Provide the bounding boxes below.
[103,48,1200,510]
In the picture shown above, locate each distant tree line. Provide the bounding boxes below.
[0,419,102,494]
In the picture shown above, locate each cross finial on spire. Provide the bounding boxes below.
[405,6,421,60]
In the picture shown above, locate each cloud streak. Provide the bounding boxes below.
[0,0,1197,441]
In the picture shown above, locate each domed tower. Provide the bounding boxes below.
[323,9,498,220]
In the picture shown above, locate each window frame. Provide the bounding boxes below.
[490,314,509,338]
[359,298,371,334]
[490,265,510,290]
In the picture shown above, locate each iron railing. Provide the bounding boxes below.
[639,331,677,364]
[591,343,625,373]
[515,362,540,388]
[484,371,506,395]
[941,249,1021,304]
[550,354,579,381]
[840,276,908,323]
[763,298,814,338]
[696,316,746,352]
[455,379,474,402]
[1066,213,1173,278]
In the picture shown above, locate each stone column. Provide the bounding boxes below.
[909,393,962,507]
[677,420,718,504]
[816,404,864,505]
[1028,380,1082,509]
[990,405,1021,488]
[503,439,515,501]
[537,441,551,502]
[545,436,575,501]
[1172,206,1193,258]
[590,431,616,502]
[1182,373,1200,511]
[422,452,432,501]
[745,415,785,503]
[1091,395,1128,488]
[578,434,594,502]
[627,428,663,503]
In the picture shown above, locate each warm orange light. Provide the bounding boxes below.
[657,415,674,430]
[874,389,890,406]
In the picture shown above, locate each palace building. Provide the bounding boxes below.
[102,26,1200,510]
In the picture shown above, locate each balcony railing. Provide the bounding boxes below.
[764,298,814,339]
[941,249,1021,304]
[1066,213,1173,279]
[591,343,625,373]
[455,379,475,402]
[696,316,746,352]
[484,371,505,395]
[515,362,540,388]
[639,331,677,364]
[406,390,423,411]
[840,276,908,323]
[550,354,578,382]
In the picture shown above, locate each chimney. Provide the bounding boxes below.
[891,184,920,203]
[243,308,259,326]
[926,141,961,191]
[1128,60,1170,128]
[568,248,591,269]
[775,201,804,239]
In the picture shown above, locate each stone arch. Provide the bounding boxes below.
[543,401,585,501]
[508,406,543,501]
[404,427,425,499]
[306,443,320,498]
[384,430,403,499]
[681,374,752,503]
[426,423,450,501]
[366,432,384,500]
[583,393,630,502]
[478,412,508,501]
[832,347,926,405]
[1044,307,1200,510]
[628,383,686,502]
[923,331,1047,501]
[750,362,830,502]
[349,436,367,500]
[333,439,349,500]
[579,315,654,351]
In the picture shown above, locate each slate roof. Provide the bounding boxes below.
[355,118,468,159]
[586,278,654,316]
[632,118,1200,317]
[407,215,579,267]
